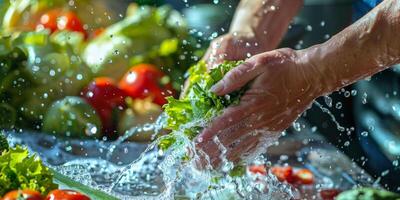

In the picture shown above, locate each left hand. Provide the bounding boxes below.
[196,48,323,167]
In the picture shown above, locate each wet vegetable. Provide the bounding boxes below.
[46,190,90,200]
[271,166,294,183]
[119,64,175,106]
[42,96,102,139]
[293,169,314,185]
[3,189,42,200]
[0,146,58,196]
[82,5,199,86]
[159,61,245,150]
[38,10,86,37]
[320,189,342,200]
[12,30,92,123]
[336,188,400,200]
[81,77,127,136]
[248,164,267,176]
[0,0,65,33]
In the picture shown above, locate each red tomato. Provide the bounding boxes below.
[319,189,341,200]
[39,9,60,33]
[248,165,267,175]
[294,169,314,185]
[46,190,90,200]
[81,77,128,136]
[57,11,87,37]
[271,166,294,183]
[119,64,175,106]
[3,189,42,200]
[38,10,86,37]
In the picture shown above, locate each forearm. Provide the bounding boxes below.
[230,0,303,51]
[303,0,400,95]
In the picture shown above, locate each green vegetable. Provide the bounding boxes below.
[0,36,34,128]
[52,169,119,200]
[13,31,92,122]
[0,131,8,153]
[337,188,400,200]
[82,5,197,84]
[0,0,65,33]
[42,96,102,139]
[0,146,58,196]
[159,60,244,150]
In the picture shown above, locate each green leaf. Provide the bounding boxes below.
[0,146,58,196]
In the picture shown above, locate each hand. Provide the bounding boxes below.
[196,48,323,167]
[203,33,268,68]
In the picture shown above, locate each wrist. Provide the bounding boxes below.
[296,45,335,98]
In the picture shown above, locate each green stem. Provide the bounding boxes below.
[51,169,119,200]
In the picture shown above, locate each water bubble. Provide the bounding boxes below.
[335,102,342,109]
[324,96,332,107]
[361,131,369,137]
[351,90,358,96]
[362,93,368,104]
[306,25,313,31]
[344,141,350,146]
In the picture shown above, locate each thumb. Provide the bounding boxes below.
[211,56,264,95]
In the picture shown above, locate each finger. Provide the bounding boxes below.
[197,97,262,143]
[210,60,257,95]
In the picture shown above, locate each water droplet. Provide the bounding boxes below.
[361,131,369,137]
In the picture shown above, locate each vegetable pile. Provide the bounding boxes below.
[0,1,202,140]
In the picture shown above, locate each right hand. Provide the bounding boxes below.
[196,48,324,167]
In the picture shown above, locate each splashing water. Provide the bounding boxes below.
[55,111,292,199]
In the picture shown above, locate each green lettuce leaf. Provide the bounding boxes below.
[0,146,58,196]
[159,61,244,150]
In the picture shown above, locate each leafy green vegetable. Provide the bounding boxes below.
[159,60,244,150]
[337,188,400,200]
[0,131,8,153]
[42,96,102,139]
[0,146,58,196]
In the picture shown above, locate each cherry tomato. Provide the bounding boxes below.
[319,189,341,200]
[248,165,267,175]
[81,77,128,136]
[271,166,294,183]
[57,11,87,37]
[46,190,90,200]
[38,10,86,37]
[39,9,60,33]
[119,64,175,106]
[294,169,314,185]
[3,189,42,200]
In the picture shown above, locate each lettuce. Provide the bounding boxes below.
[159,61,244,150]
[0,146,58,196]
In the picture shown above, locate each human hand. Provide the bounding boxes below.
[196,48,324,167]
